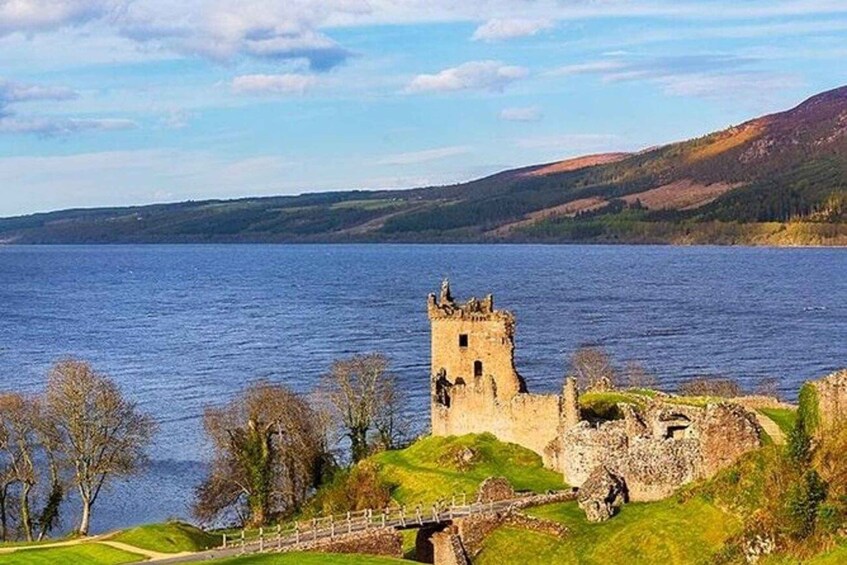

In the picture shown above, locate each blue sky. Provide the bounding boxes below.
[1,0,846,216]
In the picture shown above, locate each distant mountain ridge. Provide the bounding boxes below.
[2,86,846,245]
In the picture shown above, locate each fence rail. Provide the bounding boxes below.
[223,491,553,556]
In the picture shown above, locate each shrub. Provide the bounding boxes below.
[678,376,742,398]
[307,461,394,516]
[783,470,827,540]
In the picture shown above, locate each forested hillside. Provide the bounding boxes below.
[2,86,846,245]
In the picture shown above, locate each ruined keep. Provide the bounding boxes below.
[428,281,568,469]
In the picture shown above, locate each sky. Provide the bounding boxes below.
[1,1,846,217]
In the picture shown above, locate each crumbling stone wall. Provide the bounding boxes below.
[429,282,564,470]
[809,369,847,433]
[287,527,403,558]
[562,400,762,501]
[431,528,470,565]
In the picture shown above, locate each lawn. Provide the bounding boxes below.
[758,407,797,436]
[371,433,565,505]
[0,543,143,565]
[475,497,741,565]
[194,552,407,564]
[110,521,221,553]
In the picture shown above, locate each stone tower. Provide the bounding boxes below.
[427,280,526,428]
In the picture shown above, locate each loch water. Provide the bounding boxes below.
[0,244,844,532]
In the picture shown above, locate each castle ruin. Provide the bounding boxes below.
[427,281,764,502]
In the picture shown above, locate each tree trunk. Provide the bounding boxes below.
[0,486,7,542]
[20,483,33,542]
[351,427,369,463]
[78,497,92,536]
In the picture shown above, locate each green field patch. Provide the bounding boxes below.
[193,551,407,564]
[475,497,740,565]
[758,407,797,437]
[0,543,143,565]
[110,521,221,554]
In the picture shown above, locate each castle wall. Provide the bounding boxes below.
[432,381,563,469]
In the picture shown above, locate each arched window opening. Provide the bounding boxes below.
[474,361,483,378]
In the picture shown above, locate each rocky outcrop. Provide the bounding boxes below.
[562,399,763,502]
[476,477,515,503]
[577,467,626,522]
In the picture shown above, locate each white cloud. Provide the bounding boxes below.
[472,18,553,41]
[0,78,76,106]
[406,60,528,93]
[547,60,625,77]
[376,145,471,166]
[499,106,542,121]
[655,72,803,99]
[546,54,804,103]
[231,74,318,95]
[0,117,137,135]
[0,77,137,136]
[0,0,115,36]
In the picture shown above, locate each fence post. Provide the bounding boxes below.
[240,529,245,554]
[347,511,352,534]
[416,505,423,525]
[259,527,264,552]
[222,533,227,549]
[400,506,406,527]
[382,509,386,528]
[295,522,300,544]
[330,515,335,539]
[312,518,317,541]
[277,524,282,550]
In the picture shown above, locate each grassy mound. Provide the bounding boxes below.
[110,521,220,553]
[475,497,740,565]
[371,433,565,505]
[0,543,142,565]
[193,552,406,564]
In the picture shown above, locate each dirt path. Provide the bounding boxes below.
[754,412,786,445]
[99,540,193,562]
[0,535,108,554]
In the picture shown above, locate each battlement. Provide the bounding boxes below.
[427,280,509,323]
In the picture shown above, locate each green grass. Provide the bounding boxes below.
[194,552,407,564]
[475,497,740,565]
[371,433,565,505]
[110,521,221,554]
[0,543,143,565]
[758,407,798,436]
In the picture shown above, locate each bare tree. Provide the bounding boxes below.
[569,347,616,392]
[755,376,782,401]
[0,394,39,541]
[319,353,402,463]
[623,360,658,391]
[194,381,328,528]
[45,359,156,536]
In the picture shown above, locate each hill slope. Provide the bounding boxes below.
[2,87,847,245]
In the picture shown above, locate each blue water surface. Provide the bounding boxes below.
[0,244,844,532]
